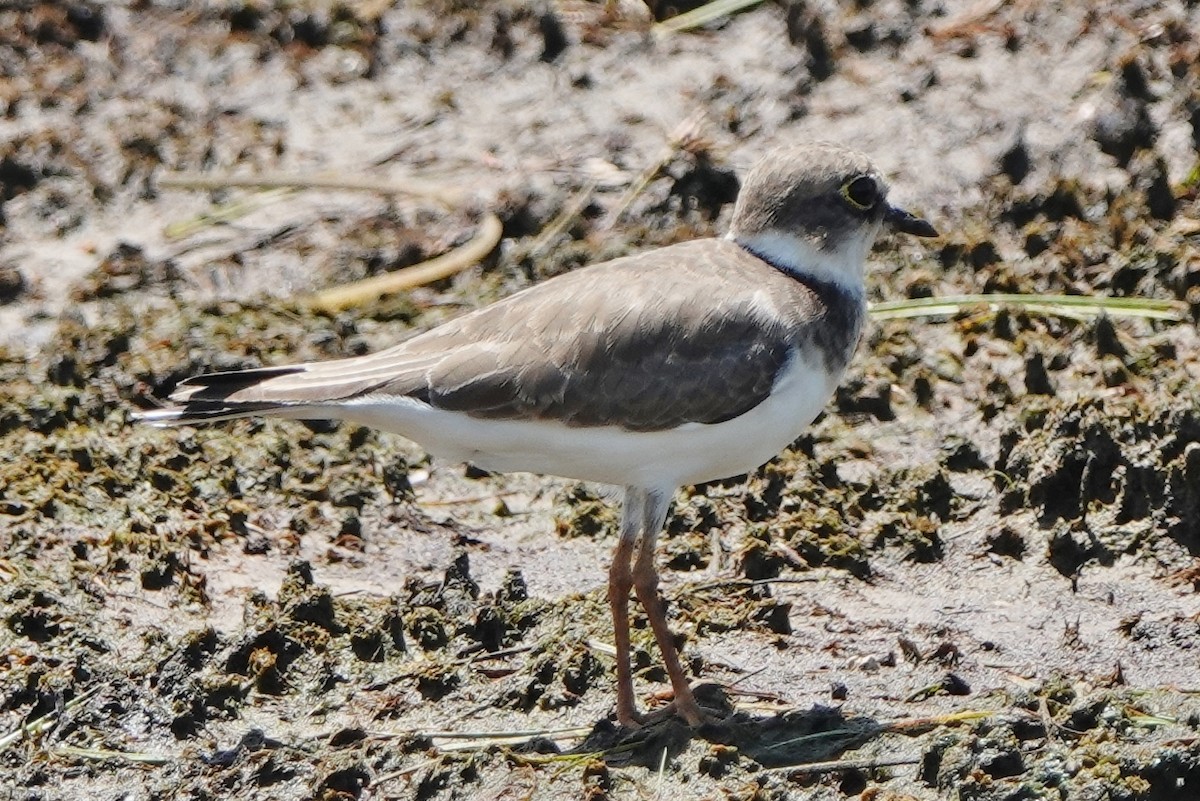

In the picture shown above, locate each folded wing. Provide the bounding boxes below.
[142,240,816,432]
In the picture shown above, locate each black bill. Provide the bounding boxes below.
[884,203,938,237]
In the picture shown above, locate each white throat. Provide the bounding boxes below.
[728,228,876,296]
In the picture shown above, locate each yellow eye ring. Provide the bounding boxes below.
[841,176,879,211]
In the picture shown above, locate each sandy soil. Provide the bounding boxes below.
[3,1,1200,799]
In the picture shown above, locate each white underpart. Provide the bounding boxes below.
[317,351,841,492]
[729,227,879,297]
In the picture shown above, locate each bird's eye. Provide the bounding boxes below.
[841,176,879,211]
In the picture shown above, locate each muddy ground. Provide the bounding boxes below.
[3,1,1200,799]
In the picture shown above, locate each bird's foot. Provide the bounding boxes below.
[617,683,732,730]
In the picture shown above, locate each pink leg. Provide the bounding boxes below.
[608,529,639,728]
[631,490,706,726]
[609,487,661,728]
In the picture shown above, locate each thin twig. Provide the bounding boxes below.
[461,645,534,664]
[726,664,771,689]
[372,757,443,788]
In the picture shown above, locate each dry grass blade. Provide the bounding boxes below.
[162,187,295,240]
[158,171,465,206]
[653,0,768,35]
[359,724,593,756]
[601,110,709,230]
[371,756,443,789]
[523,180,598,258]
[760,709,992,758]
[757,720,883,755]
[585,638,618,657]
[306,212,503,312]
[880,710,995,732]
[421,489,524,507]
[869,293,1187,322]
[414,725,593,740]
[655,746,669,799]
[50,745,172,765]
[427,725,593,753]
[763,752,923,775]
[1123,707,1176,728]
[0,687,101,751]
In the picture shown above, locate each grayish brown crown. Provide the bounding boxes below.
[729,142,887,250]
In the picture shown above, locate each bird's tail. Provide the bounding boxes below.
[134,364,340,427]
[132,402,303,427]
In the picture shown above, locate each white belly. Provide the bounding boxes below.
[333,355,837,491]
